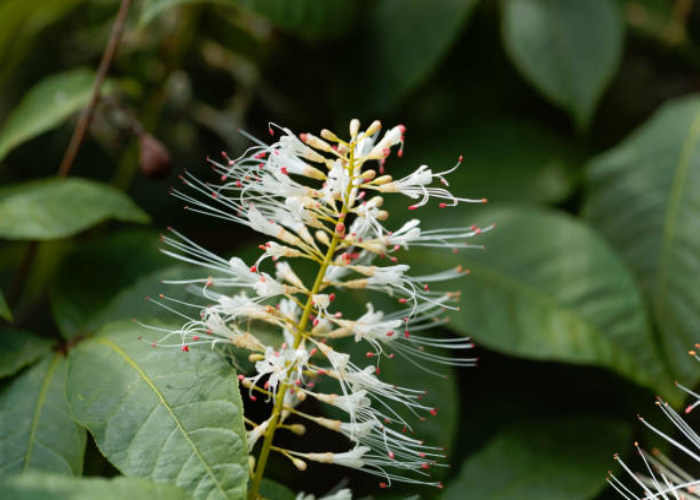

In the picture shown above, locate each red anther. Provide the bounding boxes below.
[366,352,374,358]
[437,483,444,490]
[181,345,189,352]
[317,369,327,376]
[421,463,430,469]
[295,379,301,386]
[403,316,409,322]
[281,167,289,175]
[192,336,200,341]
[408,205,418,210]
[329,293,336,301]
[250,395,257,402]
[335,223,346,234]
[375,367,381,375]
[390,256,398,262]
[221,175,228,182]
[237,375,245,381]
[424,284,429,291]
[379,483,388,489]
[458,155,464,163]
[211,191,218,198]
[398,124,407,133]
[151,342,157,347]
[439,202,447,208]
[269,127,274,136]
[430,408,438,416]
[236,180,243,188]
[388,354,395,359]
[205,330,212,335]
[250,266,257,273]
[417,394,423,400]
[398,149,403,158]
[404,330,410,338]
[398,298,407,304]
[475,227,482,235]
[384,418,391,424]
[307,382,315,388]
[383,147,391,157]
[481,198,488,203]
[358,191,366,199]
[300,133,309,143]
[313,318,320,327]
[686,405,695,414]
[258,163,264,169]
[402,425,407,433]
[388,451,395,459]
[386,331,394,337]
[264,381,270,390]
[453,248,459,254]
[334,312,343,318]
[309,347,317,356]
[379,165,385,174]
[419,452,426,458]
[258,245,266,250]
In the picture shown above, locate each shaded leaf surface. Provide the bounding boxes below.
[0,178,149,240]
[0,354,86,477]
[0,290,11,321]
[0,331,54,379]
[501,0,624,129]
[67,322,248,500]
[0,472,192,500]
[404,207,673,400]
[442,416,631,499]
[584,96,700,385]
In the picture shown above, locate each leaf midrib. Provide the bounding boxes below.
[23,353,60,471]
[96,338,230,499]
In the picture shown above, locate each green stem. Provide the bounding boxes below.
[247,149,355,500]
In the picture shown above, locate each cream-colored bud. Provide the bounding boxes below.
[350,119,360,139]
[316,230,330,246]
[314,417,342,432]
[375,210,389,221]
[320,129,341,142]
[301,133,334,154]
[368,195,383,207]
[291,456,308,471]
[361,169,377,180]
[296,391,307,402]
[248,455,255,472]
[248,353,264,362]
[373,175,393,185]
[288,423,306,435]
[365,120,382,136]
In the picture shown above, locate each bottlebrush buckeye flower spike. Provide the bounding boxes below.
[143,120,492,498]
[608,348,700,499]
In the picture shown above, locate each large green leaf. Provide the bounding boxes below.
[403,206,674,400]
[0,354,86,477]
[442,416,631,499]
[340,0,479,114]
[583,96,700,385]
[0,69,97,161]
[501,0,624,130]
[67,322,249,500]
[0,472,192,500]
[140,0,357,39]
[399,117,583,205]
[50,230,171,339]
[0,331,54,379]
[0,178,149,240]
[0,290,11,321]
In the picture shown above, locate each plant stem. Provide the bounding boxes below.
[247,148,356,500]
[7,0,132,311]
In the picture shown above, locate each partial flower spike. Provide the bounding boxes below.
[608,348,700,499]
[146,120,491,499]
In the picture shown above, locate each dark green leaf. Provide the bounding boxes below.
[259,479,295,500]
[0,69,100,161]
[0,472,192,500]
[0,290,11,321]
[0,178,149,240]
[442,416,631,499]
[501,0,624,130]
[50,230,171,339]
[341,0,479,114]
[404,206,674,401]
[0,354,86,477]
[0,331,54,379]
[583,96,700,385]
[67,321,249,500]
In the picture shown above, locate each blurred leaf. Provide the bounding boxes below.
[0,68,99,161]
[140,0,357,39]
[501,0,624,130]
[0,290,11,321]
[67,321,249,500]
[341,0,479,114]
[0,178,149,240]
[259,479,295,500]
[583,96,700,385]
[50,230,171,339]
[442,415,631,499]
[403,206,675,401]
[0,331,54,379]
[0,354,86,477]
[400,117,583,205]
[0,472,192,500]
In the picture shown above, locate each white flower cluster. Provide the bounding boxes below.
[609,348,700,499]
[144,119,490,494]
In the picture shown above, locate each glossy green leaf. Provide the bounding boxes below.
[140,0,357,39]
[67,322,248,500]
[0,331,54,379]
[583,96,700,385]
[442,416,631,499]
[404,206,674,401]
[0,472,192,500]
[341,0,479,114]
[0,354,86,477]
[399,117,583,205]
[0,178,149,240]
[0,290,11,321]
[501,0,624,130]
[0,69,97,161]
[50,230,171,338]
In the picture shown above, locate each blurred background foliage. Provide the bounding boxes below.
[2,0,700,498]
